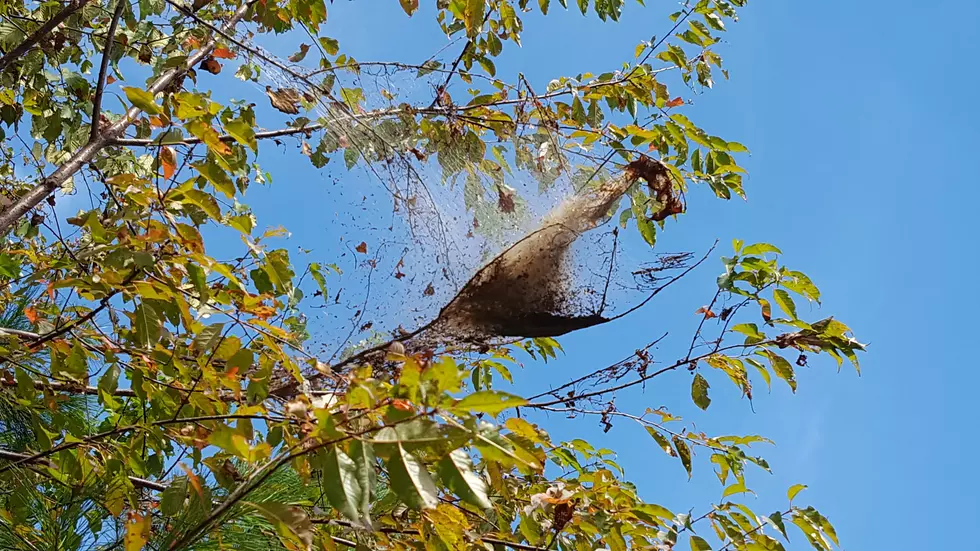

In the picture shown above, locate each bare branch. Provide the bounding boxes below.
[112,122,326,147]
[0,0,94,73]
[89,0,125,142]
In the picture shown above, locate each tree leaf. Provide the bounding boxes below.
[691,373,710,410]
[349,440,377,517]
[453,390,527,415]
[672,435,692,478]
[438,449,492,510]
[160,477,187,517]
[124,512,150,551]
[224,118,257,152]
[320,447,368,523]
[132,303,161,348]
[765,351,797,392]
[722,482,754,498]
[246,501,314,550]
[386,443,439,509]
[690,535,712,551]
[319,37,340,56]
[399,0,419,16]
[766,511,789,539]
[787,483,807,503]
[123,87,162,115]
[741,243,781,255]
[773,289,797,319]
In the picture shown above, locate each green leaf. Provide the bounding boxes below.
[672,435,692,478]
[722,482,753,498]
[645,426,675,456]
[160,476,188,517]
[690,535,712,551]
[766,511,788,539]
[691,373,710,410]
[319,36,340,56]
[349,440,377,515]
[193,160,235,198]
[539,0,550,15]
[732,323,765,344]
[453,390,527,415]
[438,449,492,510]
[320,447,368,523]
[765,351,797,392]
[745,357,771,391]
[465,0,487,37]
[123,87,162,115]
[386,443,439,509]
[773,289,797,319]
[741,243,781,256]
[246,501,314,550]
[787,483,807,503]
[133,303,162,348]
[224,118,257,152]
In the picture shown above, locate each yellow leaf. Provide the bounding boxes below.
[124,512,150,551]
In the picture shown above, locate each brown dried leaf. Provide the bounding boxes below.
[265,86,302,115]
[200,56,221,74]
[288,44,310,63]
[355,242,367,254]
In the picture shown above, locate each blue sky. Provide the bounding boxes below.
[80,0,976,548]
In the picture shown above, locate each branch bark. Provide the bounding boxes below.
[0,0,258,234]
[0,0,94,73]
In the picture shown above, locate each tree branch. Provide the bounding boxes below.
[0,0,93,73]
[112,122,326,146]
[0,0,258,234]
[0,448,167,491]
[89,0,125,142]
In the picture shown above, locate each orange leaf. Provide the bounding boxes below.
[212,47,235,59]
[666,97,685,108]
[24,306,38,323]
[160,146,176,180]
[695,306,716,319]
[355,242,367,254]
[179,463,205,500]
[106,75,116,85]
[390,399,414,412]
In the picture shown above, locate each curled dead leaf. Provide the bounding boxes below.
[695,306,716,319]
[288,43,311,63]
[355,242,367,254]
[666,97,685,108]
[265,86,302,115]
[200,56,221,74]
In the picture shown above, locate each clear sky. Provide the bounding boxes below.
[149,1,979,548]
